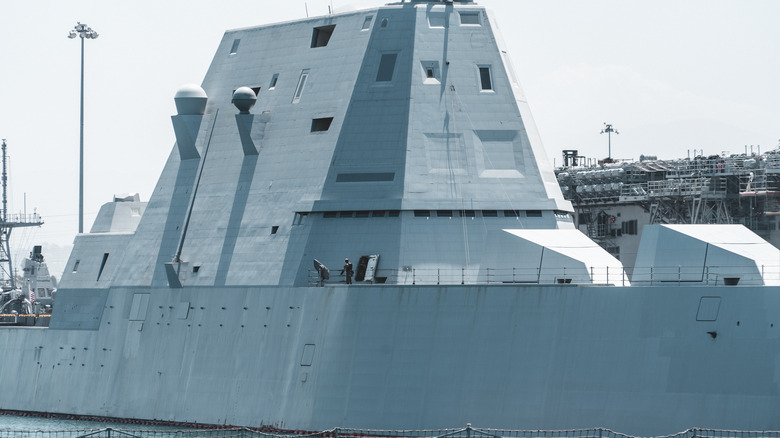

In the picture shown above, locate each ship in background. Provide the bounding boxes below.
[556,144,780,269]
[2,1,780,436]
[0,139,52,322]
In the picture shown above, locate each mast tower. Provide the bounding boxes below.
[0,139,43,290]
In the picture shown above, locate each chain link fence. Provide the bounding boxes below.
[2,425,780,438]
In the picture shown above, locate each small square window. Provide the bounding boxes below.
[311,117,334,132]
[311,25,336,48]
[271,226,280,234]
[479,66,493,91]
[482,210,498,217]
[421,61,440,84]
[193,266,200,273]
[376,53,398,82]
[381,18,389,28]
[362,16,373,30]
[459,12,481,25]
[230,39,240,55]
[269,74,279,90]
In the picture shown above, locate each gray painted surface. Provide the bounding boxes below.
[1,2,777,437]
[2,284,780,436]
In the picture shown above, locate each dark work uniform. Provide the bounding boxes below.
[342,261,354,284]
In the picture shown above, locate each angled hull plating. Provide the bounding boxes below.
[1,2,779,437]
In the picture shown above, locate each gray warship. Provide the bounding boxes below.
[1,1,780,436]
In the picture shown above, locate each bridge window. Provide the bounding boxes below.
[479,66,493,91]
[311,117,334,132]
[229,39,240,55]
[311,25,336,48]
[376,53,398,82]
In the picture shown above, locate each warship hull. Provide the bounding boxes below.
[1,283,779,436]
[2,1,779,436]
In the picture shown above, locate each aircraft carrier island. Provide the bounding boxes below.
[2,1,780,436]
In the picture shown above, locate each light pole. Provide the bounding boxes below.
[600,122,619,161]
[68,22,98,234]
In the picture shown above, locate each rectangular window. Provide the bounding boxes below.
[376,53,398,82]
[526,210,543,218]
[324,212,337,218]
[294,212,308,225]
[479,66,493,91]
[311,117,334,132]
[388,210,400,217]
[340,211,354,218]
[437,210,453,218]
[414,210,430,218]
[97,253,109,281]
[293,69,310,104]
[482,210,498,217]
[362,16,373,30]
[421,61,440,84]
[459,12,481,25]
[311,25,336,48]
[503,210,519,217]
[372,211,386,217]
[621,219,638,235]
[269,74,279,90]
[461,210,476,218]
[230,39,240,55]
[355,211,370,218]
[72,260,80,273]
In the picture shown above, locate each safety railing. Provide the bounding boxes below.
[308,265,780,287]
[1,424,779,438]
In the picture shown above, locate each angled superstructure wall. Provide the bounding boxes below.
[61,2,574,289]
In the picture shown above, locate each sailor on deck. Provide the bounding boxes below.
[341,258,354,284]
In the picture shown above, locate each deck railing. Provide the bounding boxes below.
[308,265,780,287]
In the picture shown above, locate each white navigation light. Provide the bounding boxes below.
[174,84,208,115]
[232,87,257,114]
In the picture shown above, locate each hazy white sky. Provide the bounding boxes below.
[0,0,778,274]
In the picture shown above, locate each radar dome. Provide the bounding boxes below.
[232,87,257,114]
[174,84,208,115]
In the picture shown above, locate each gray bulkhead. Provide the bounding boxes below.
[12,2,780,437]
[62,2,573,291]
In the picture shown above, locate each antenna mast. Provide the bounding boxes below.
[2,139,7,223]
[0,140,43,291]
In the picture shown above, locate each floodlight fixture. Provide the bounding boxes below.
[68,22,99,234]
[600,123,619,160]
